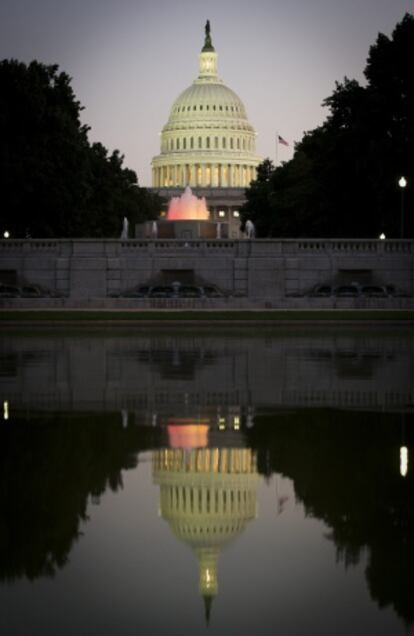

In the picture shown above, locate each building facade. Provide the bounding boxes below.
[150,22,260,238]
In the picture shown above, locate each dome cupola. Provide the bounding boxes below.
[198,20,218,79]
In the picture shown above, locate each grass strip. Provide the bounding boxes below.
[1,309,414,322]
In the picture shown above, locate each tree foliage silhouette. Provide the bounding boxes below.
[242,14,414,238]
[0,60,161,237]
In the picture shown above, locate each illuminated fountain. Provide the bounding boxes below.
[139,186,228,240]
[167,186,209,221]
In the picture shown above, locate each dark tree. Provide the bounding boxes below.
[242,13,414,238]
[0,60,161,238]
[0,413,160,581]
[247,410,414,625]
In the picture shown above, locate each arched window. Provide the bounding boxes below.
[200,105,203,110]
[215,137,219,149]
[190,137,194,149]
[176,138,180,150]
[222,137,226,149]
[183,138,187,149]
[206,137,210,149]
[237,138,240,149]
[230,138,233,149]
[198,136,202,148]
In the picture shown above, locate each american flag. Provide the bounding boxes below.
[278,135,289,146]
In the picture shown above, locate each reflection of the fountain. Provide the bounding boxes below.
[153,426,258,623]
[141,407,254,434]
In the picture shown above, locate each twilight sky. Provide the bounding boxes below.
[1,0,413,186]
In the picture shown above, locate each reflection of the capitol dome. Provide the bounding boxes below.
[152,422,258,623]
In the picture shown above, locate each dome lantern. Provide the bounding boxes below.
[199,20,218,79]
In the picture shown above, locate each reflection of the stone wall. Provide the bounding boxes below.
[153,446,258,622]
[1,329,414,414]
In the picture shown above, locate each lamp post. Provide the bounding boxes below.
[398,176,407,238]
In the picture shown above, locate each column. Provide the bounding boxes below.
[205,164,211,187]
[201,487,207,513]
[220,165,226,187]
[201,164,206,188]
[218,488,224,514]
[212,164,219,187]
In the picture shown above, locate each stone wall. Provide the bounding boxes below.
[1,328,413,414]
[1,238,413,308]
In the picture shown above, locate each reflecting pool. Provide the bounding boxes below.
[0,326,413,635]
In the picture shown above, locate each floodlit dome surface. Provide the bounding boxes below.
[151,24,259,189]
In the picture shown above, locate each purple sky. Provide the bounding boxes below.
[1,0,413,185]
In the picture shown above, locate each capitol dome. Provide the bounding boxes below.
[153,444,258,622]
[151,22,260,189]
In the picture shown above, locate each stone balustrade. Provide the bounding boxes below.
[1,238,413,306]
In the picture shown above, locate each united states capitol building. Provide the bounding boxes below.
[150,22,260,237]
[0,24,413,307]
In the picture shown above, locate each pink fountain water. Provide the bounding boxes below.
[166,186,209,221]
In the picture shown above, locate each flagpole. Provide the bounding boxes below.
[275,131,279,168]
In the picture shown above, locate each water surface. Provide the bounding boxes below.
[0,326,413,635]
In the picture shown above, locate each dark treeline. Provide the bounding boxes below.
[0,414,160,581]
[249,410,414,625]
[0,60,161,238]
[242,14,414,238]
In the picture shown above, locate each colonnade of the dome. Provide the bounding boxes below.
[153,447,256,474]
[161,135,255,153]
[152,162,257,188]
